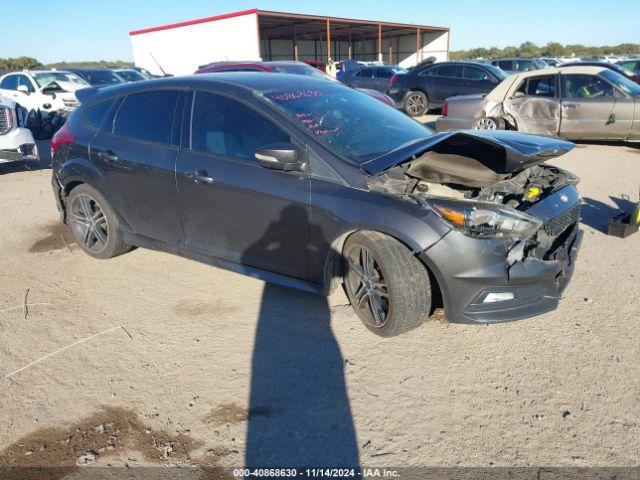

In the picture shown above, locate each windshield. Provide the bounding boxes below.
[601,69,640,95]
[269,64,334,81]
[390,66,408,74]
[79,70,124,86]
[33,72,89,88]
[262,84,432,163]
[114,70,146,82]
[483,64,508,81]
[610,64,635,78]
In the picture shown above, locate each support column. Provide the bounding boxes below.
[294,26,298,61]
[326,19,332,61]
[377,24,382,63]
[388,45,392,65]
[416,27,421,64]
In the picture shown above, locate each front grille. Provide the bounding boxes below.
[0,107,10,134]
[544,202,581,237]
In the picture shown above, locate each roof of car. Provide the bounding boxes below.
[79,72,342,104]
[486,65,609,101]
[67,67,114,72]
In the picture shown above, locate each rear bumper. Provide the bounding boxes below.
[386,87,409,109]
[435,117,476,132]
[420,195,583,324]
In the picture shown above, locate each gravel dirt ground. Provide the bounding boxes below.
[0,126,639,475]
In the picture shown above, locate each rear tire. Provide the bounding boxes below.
[473,116,505,130]
[343,231,432,337]
[404,91,428,117]
[66,184,131,259]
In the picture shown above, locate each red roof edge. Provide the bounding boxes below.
[129,8,258,36]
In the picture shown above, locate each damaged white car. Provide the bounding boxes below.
[0,95,39,164]
[437,65,640,140]
[0,70,84,138]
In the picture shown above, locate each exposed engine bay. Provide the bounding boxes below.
[369,161,574,212]
[365,130,578,213]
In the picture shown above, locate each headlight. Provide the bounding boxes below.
[424,198,543,239]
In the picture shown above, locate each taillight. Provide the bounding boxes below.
[390,75,398,85]
[441,102,448,116]
[51,122,76,154]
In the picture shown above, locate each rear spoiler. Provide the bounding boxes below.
[75,87,100,105]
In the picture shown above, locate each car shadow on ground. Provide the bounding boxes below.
[581,196,637,233]
[242,206,360,469]
[574,139,640,153]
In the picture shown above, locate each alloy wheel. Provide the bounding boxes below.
[345,246,390,328]
[70,194,108,253]
[406,93,426,116]
[473,117,498,130]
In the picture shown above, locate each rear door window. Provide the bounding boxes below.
[83,100,116,129]
[516,75,556,97]
[497,60,513,71]
[191,91,290,162]
[375,68,393,78]
[355,69,374,78]
[433,65,463,78]
[515,60,536,72]
[114,91,179,144]
[561,74,614,99]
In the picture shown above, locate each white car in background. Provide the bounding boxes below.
[0,70,85,118]
[0,95,39,165]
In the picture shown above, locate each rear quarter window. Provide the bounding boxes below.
[82,100,116,129]
[114,91,179,144]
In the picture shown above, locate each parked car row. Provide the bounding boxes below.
[195,60,395,107]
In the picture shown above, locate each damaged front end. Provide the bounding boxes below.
[364,130,583,323]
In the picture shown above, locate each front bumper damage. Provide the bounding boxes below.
[420,185,583,324]
[0,143,39,164]
[0,126,40,164]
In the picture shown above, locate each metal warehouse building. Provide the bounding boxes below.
[129,8,450,76]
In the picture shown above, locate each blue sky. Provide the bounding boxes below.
[1,0,638,63]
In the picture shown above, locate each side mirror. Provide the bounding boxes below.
[255,143,303,172]
[512,91,525,98]
[16,85,30,95]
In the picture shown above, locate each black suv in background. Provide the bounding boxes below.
[66,68,124,87]
[387,61,508,116]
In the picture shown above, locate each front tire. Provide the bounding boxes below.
[66,184,130,259]
[404,91,428,117]
[343,231,432,337]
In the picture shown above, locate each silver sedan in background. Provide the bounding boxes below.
[436,66,640,140]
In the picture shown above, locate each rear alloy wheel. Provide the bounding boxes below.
[404,91,428,117]
[67,184,130,259]
[473,117,505,130]
[343,231,431,337]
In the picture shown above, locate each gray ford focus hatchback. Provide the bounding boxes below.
[51,73,582,336]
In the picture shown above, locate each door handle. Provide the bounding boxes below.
[185,170,214,184]
[97,150,118,162]
[564,103,578,110]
